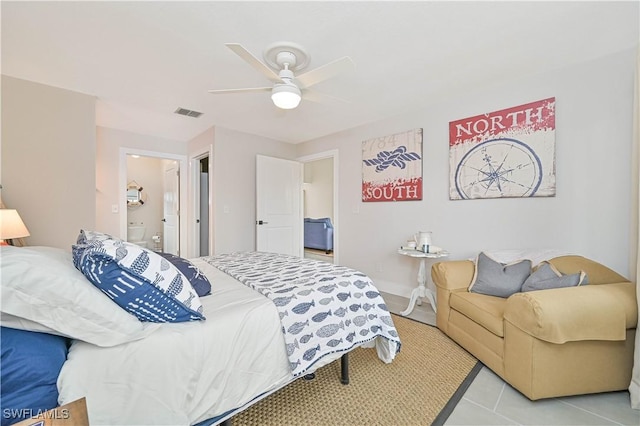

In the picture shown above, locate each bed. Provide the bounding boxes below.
[0,234,401,425]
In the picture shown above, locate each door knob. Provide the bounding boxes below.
[161,218,166,222]
[256,220,269,225]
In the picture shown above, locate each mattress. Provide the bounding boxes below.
[57,258,355,425]
[58,260,292,425]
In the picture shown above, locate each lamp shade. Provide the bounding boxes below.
[271,83,302,109]
[0,209,30,240]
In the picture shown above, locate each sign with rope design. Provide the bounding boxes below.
[362,128,423,202]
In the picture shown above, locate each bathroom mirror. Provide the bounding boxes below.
[126,181,145,207]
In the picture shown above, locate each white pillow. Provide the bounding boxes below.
[478,248,572,266]
[0,245,160,346]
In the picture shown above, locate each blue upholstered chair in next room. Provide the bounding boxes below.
[303,218,334,253]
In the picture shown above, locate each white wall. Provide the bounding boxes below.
[211,126,297,253]
[1,76,96,250]
[96,126,186,238]
[303,158,333,220]
[297,48,636,298]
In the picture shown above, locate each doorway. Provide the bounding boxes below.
[190,146,213,258]
[119,148,188,256]
[298,150,338,264]
[194,154,210,257]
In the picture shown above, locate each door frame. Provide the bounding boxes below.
[296,149,339,265]
[189,146,213,258]
[119,148,188,254]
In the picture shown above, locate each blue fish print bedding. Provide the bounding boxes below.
[205,252,402,377]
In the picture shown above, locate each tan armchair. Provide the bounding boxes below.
[432,255,637,400]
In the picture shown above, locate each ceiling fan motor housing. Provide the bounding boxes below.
[276,51,297,69]
[264,42,310,72]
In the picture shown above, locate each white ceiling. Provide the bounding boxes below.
[2,1,639,144]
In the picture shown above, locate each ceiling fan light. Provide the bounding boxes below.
[271,84,302,109]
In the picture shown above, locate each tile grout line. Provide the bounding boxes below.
[557,399,624,425]
[492,382,506,412]
[459,396,521,425]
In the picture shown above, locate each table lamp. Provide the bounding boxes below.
[0,209,30,245]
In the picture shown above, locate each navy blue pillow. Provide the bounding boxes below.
[157,252,212,297]
[1,327,68,426]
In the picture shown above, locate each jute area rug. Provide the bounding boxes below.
[233,314,478,426]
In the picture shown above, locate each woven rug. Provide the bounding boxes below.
[232,314,478,426]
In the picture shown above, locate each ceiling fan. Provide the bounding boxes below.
[208,42,355,110]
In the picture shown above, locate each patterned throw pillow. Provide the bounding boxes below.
[74,239,205,323]
[76,229,114,244]
[468,252,532,298]
[157,252,211,297]
[521,261,588,292]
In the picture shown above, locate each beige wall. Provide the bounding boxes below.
[4,46,635,293]
[1,76,96,250]
[211,126,297,254]
[95,126,186,239]
[303,157,333,220]
[96,125,294,257]
[297,48,636,298]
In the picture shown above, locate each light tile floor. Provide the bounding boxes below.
[380,291,640,426]
[303,248,334,263]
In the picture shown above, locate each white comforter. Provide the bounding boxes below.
[58,257,394,425]
[58,260,293,425]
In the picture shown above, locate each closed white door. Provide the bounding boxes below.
[256,155,303,256]
[163,162,179,255]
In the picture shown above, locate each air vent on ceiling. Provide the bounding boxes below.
[174,107,203,118]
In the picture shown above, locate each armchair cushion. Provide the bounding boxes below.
[549,255,630,285]
[504,282,636,343]
[450,292,507,337]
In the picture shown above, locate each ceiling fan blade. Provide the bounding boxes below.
[208,87,272,94]
[225,43,281,83]
[302,89,351,105]
[296,56,355,88]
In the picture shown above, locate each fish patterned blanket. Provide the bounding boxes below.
[205,252,401,377]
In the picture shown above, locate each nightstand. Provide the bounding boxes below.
[397,248,449,315]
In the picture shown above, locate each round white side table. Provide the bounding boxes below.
[397,248,449,316]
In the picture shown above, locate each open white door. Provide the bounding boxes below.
[163,161,180,255]
[256,155,303,256]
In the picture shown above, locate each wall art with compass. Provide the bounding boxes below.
[449,97,556,200]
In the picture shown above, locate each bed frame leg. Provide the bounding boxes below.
[340,353,349,385]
